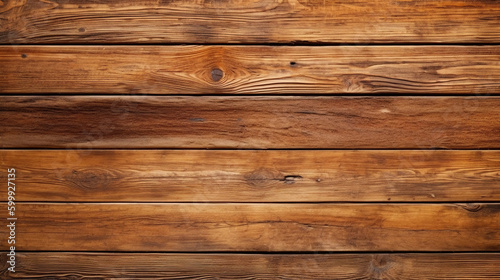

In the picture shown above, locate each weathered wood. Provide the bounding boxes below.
[1,150,499,202]
[1,0,500,44]
[1,46,500,94]
[1,96,500,149]
[2,203,499,251]
[2,252,500,279]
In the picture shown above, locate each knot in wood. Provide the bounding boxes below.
[211,68,223,82]
[65,168,114,191]
[458,203,484,212]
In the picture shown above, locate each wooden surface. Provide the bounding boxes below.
[1,150,499,202]
[1,203,499,251]
[1,0,500,44]
[1,96,500,149]
[2,0,499,278]
[1,46,500,94]
[2,253,500,279]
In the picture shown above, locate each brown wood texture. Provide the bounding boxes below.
[1,96,500,149]
[1,150,499,202]
[2,0,500,277]
[1,203,499,252]
[2,253,500,279]
[1,46,500,94]
[1,0,500,44]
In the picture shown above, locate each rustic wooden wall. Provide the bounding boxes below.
[1,0,500,278]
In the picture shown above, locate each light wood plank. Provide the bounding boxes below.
[1,96,500,149]
[1,46,500,94]
[1,0,499,44]
[2,253,500,279]
[1,150,499,202]
[2,203,499,251]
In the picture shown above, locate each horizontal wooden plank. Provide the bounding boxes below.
[1,46,500,94]
[1,96,500,149]
[2,203,499,251]
[1,0,499,44]
[2,253,500,279]
[1,150,499,202]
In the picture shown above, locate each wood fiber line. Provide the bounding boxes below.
[1,46,500,94]
[2,253,500,279]
[1,150,499,202]
[1,0,500,44]
[1,203,499,252]
[1,96,500,149]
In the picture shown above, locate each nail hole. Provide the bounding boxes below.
[211,68,223,82]
[78,27,86,32]
[21,54,27,58]
[290,61,296,66]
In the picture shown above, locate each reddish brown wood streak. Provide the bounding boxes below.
[1,96,500,149]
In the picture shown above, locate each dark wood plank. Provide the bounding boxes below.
[1,46,500,94]
[2,253,500,279]
[1,0,499,44]
[1,96,500,149]
[1,150,499,202]
[2,203,499,251]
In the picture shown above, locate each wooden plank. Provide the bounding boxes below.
[1,150,499,202]
[1,46,500,94]
[2,253,500,279]
[1,96,500,149]
[1,0,499,44]
[2,203,499,251]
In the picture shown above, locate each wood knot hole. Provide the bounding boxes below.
[458,203,483,212]
[78,27,86,32]
[282,175,303,184]
[21,54,27,58]
[211,68,223,82]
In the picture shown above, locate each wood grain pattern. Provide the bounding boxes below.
[2,203,499,252]
[1,0,500,44]
[1,96,500,149]
[2,0,499,277]
[1,150,499,202]
[2,253,500,279]
[1,46,500,94]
